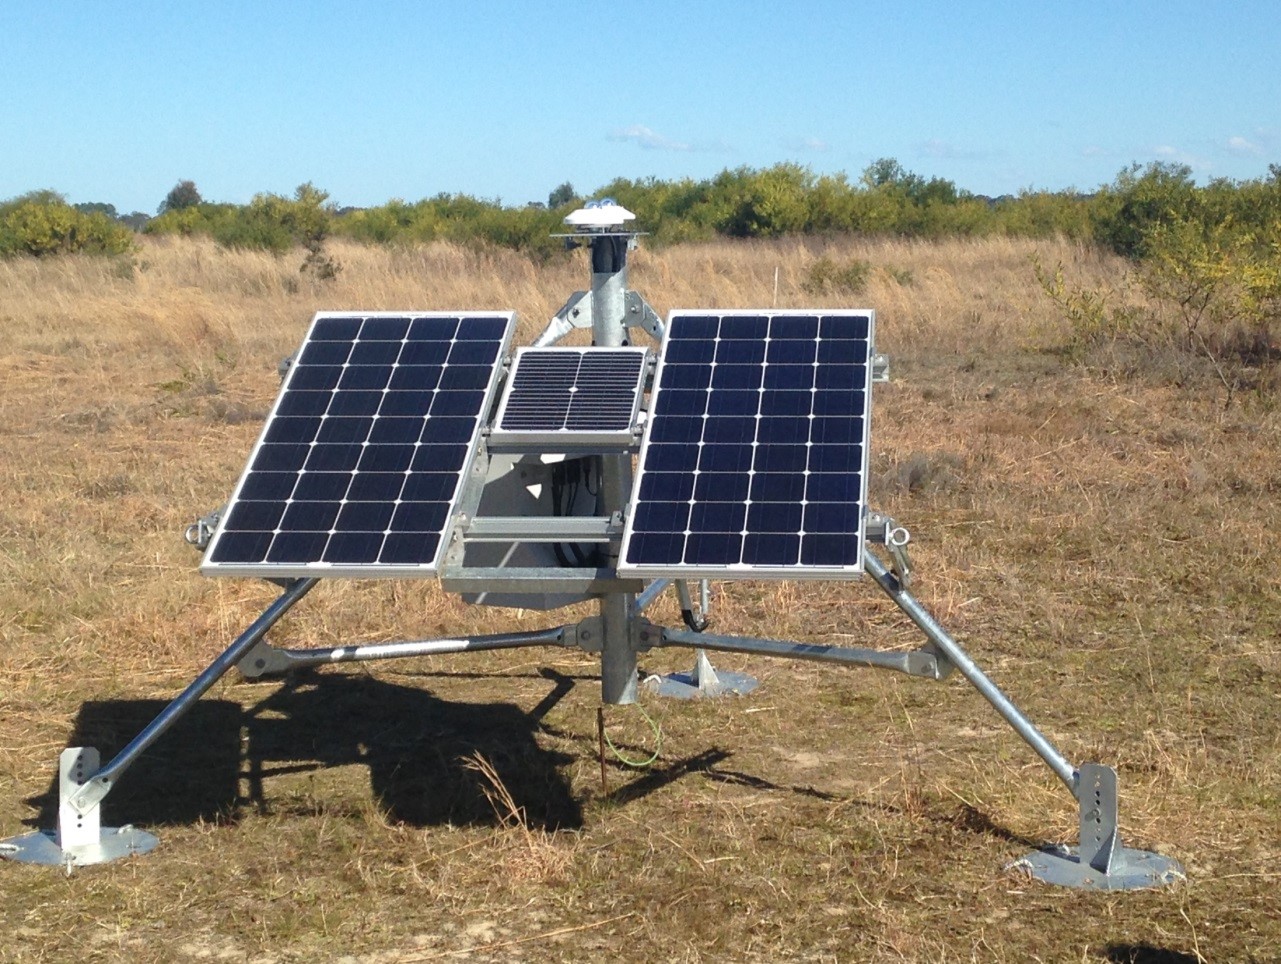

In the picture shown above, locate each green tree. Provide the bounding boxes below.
[159,179,202,214]
[118,211,151,231]
[861,157,922,193]
[74,201,118,219]
[548,182,576,208]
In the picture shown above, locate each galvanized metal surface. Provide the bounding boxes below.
[67,578,319,816]
[863,549,1078,791]
[659,627,948,679]
[643,649,760,699]
[461,514,621,543]
[236,625,570,679]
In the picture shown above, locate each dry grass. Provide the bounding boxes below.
[1,235,1278,962]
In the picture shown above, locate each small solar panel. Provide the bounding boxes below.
[490,347,648,447]
[202,311,514,578]
[619,310,874,580]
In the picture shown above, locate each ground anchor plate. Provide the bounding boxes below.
[1012,845,1184,890]
[0,826,160,868]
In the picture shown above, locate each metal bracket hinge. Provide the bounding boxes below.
[866,511,913,588]
[535,289,663,346]
[1078,762,1121,874]
[236,638,295,679]
[1007,762,1184,889]
[534,290,593,346]
[0,748,160,868]
[575,615,659,654]
[184,506,224,551]
[920,642,956,680]
[623,290,664,342]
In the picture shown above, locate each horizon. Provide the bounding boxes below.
[16,155,1281,221]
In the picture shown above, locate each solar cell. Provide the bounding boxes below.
[202,311,514,578]
[490,347,648,446]
[619,310,874,579]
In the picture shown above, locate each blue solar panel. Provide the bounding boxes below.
[202,311,514,578]
[619,310,873,579]
[491,347,648,442]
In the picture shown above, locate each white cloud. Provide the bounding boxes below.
[1153,144,1213,170]
[609,125,691,152]
[916,138,989,161]
[796,137,830,152]
[1080,145,1110,158]
[1226,135,1263,156]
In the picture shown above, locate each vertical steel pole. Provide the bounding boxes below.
[591,234,639,704]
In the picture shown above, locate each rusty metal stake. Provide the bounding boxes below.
[597,705,608,795]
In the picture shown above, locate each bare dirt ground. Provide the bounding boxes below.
[0,236,1277,962]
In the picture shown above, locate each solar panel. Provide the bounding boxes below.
[619,310,874,580]
[489,347,648,447]
[201,311,514,578]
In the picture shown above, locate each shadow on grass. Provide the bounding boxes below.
[608,748,734,805]
[1101,945,1199,964]
[24,698,243,831]
[25,669,583,834]
[701,764,1044,850]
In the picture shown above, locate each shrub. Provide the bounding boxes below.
[1033,256,1142,355]
[1090,162,1199,259]
[804,256,871,295]
[1141,215,1281,362]
[1037,211,1281,389]
[0,191,133,257]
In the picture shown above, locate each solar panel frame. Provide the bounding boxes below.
[489,346,649,448]
[618,309,875,581]
[201,310,515,579]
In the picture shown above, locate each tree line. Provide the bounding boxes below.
[2,159,1279,267]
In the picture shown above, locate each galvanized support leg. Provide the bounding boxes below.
[863,550,1076,789]
[599,587,638,705]
[0,578,317,868]
[657,626,949,679]
[864,549,1182,889]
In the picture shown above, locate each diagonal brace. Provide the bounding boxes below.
[65,578,318,815]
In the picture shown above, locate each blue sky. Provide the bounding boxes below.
[2,1,1277,214]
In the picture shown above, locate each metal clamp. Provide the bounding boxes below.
[887,526,912,589]
[183,507,224,551]
[866,511,912,588]
[623,290,664,341]
[872,353,890,383]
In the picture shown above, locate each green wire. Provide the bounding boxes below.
[603,700,662,768]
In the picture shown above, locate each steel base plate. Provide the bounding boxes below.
[1011,845,1184,890]
[644,668,759,699]
[0,826,160,867]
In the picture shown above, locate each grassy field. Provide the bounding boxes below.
[0,235,1278,962]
